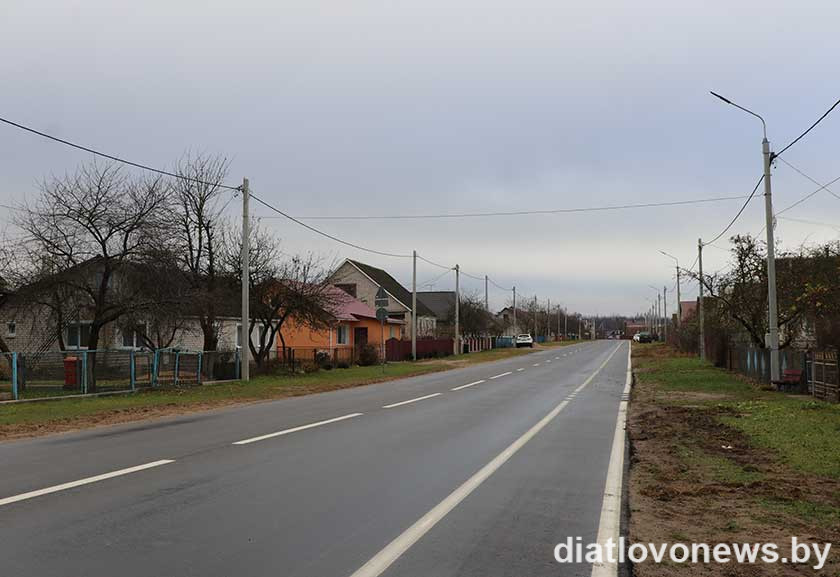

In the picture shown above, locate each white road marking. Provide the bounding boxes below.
[0,460,175,507]
[533,363,541,367]
[382,393,441,409]
[451,380,485,391]
[516,368,524,372]
[348,343,624,577]
[489,371,512,380]
[555,356,560,359]
[233,413,363,444]
[546,360,552,363]
[591,342,632,577]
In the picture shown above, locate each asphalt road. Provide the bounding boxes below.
[0,340,629,577]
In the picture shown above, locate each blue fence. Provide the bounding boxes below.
[0,348,204,402]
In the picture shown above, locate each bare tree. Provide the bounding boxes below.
[15,162,172,389]
[224,223,338,367]
[170,153,231,351]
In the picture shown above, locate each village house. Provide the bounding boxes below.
[328,259,437,337]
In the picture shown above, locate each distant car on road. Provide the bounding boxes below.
[515,334,534,348]
[633,332,653,343]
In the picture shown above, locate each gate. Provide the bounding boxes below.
[807,350,839,403]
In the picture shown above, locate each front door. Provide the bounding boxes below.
[354,327,368,347]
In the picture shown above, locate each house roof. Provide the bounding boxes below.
[417,291,455,321]
[345,259,436,317]
[327,286,402,324]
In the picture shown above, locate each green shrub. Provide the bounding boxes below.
[357,344,380,367]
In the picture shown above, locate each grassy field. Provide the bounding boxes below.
[0,346,532,439]
[629,343,840,576]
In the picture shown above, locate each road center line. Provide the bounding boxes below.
[0,460,175,507]
[516,368,524,372]
[382,393,441,409]
[233,413,363,445]
[533,363,541,367]
[451,380,484,391]
[348,342,624,577]
[489,371,512,380]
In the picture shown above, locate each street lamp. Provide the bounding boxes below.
[659,250,681,327]
[711,91,780,383]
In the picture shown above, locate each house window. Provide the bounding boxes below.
[66,322,92,349]
[335,283,357,297]
[389,325,395,339]
[6,321,15,338]
[121,324,147,349]
[337,325,349,345]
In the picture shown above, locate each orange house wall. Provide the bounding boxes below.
[278,317,403,352]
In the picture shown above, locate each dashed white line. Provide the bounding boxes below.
[533,363,541,367]
[383,393,441,409]
[0,460,175,507]
[546,360,552,363]
[489,371,512,380]
[516,368,524,372]
[451,380,485,391]
[233,413,364,444]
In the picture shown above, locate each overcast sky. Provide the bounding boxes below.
[2,0,839,315]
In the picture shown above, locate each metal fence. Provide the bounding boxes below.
[726,346,807,385]
[807,350,839,403]
[154,349,202,387]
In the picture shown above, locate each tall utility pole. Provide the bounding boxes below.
[412,250,417,361]
[663,285,668,343]
[564,309,568,339]
[533,295,537,337]
[698,238,706,361]
[711,91,780,381]
[454,265,460,355]
[484,275,489,339]
[578,316,582,339]
[657,292,662,339]
[676,267,681,327]
[240,178,250,382]
[547,298,550,339]
[512,286,517,336]
[762,135,781,381]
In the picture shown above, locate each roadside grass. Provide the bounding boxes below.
[629,343,840,576]
[0,346,535,439]
[535,340,583,348]
[0,361,447,435]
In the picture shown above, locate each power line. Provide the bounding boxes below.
[418,268,452,288]
[416,254,452,270]
[0,115,242,191]
[776,173,840,217]
[255,195,753,221]
[777,157,840,201]
[489,278,513,292]
[778,216,840,231]
[702,175,764,246]
[248,191,412,259]
[774,96,840,159]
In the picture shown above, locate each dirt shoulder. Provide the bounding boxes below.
[627,344,840,576]
[0,346,534,442]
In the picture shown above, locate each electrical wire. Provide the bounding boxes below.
[0,116,242,191]
[702,175,763,246]
[774,96,840,159]
[418,268,452,288]
[778,216,840,231]
[489,278,513,292]
[416,254,452,270]
[255,195,753,221]
[777,157,840,201]
[248,191,412,259]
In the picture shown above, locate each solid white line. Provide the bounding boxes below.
[451,380,485,391]
[591,342,632,577]
[0,460,175,507]
[348,343,624,577]
[382,393,441,409]
[489,371,512,380]
[233,413,363,444]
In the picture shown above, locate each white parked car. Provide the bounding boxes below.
[515,334,534,348]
